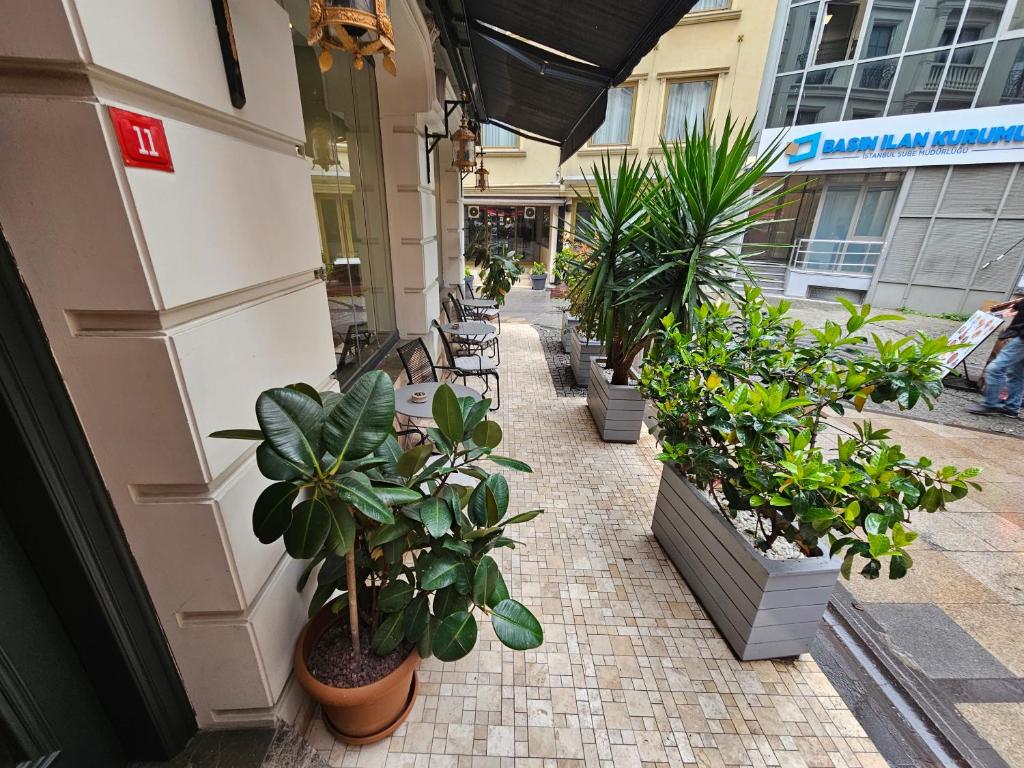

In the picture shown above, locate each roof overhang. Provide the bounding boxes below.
[429,0,698,163]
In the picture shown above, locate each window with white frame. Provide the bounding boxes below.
[589,85,636,145]
[480,124,518,148]
[662,78,714,140]
[691,0,730,10]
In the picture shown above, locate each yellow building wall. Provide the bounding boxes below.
[468,0,778,201]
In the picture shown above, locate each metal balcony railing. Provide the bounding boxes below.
[789,239,884,275]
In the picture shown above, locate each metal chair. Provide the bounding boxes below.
[447,294,500,364]
[393,339,440,445]
[335,321,373,371]
[432,320,500,410]
[396,337,439,384]
[441,294,457,325]
[457,289,501,333]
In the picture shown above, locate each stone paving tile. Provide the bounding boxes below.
[864,604,1013,680]
[307,295,883,767]
[943,604,1024,678]
[956,704,1024,768]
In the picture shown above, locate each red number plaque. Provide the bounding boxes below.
[108,107,174,173]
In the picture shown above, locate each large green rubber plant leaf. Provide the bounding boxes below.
[490,599,543,650]
[255,388,324,470]
[432,611,478,661]
[324,371,395,462]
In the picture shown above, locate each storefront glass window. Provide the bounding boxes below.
[904,0,965,52]
[778,3,820,73]
[845,58,899,118]
[767,73,804,128]
[814,0,868,65]
[284,2,397,385]
[935,42,992,110]
[465,207,543,262]
[976,38,1024,106]
[797,64,853,124]
[887,49,949,114]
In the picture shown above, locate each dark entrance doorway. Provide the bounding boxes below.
[0,498,126,768]
[0,230,195,766]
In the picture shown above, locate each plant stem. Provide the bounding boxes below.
[346,548,360,656]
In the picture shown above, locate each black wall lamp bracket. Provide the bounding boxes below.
[424,98,471,183]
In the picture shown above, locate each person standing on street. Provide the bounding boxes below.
[968,294,1024,417]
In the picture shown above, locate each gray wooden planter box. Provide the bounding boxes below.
[587,358,645,443]
[652,464,841,661]
[561,313,580,353]
[568,330,604,386]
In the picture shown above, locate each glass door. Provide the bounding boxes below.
[810,186,861,268]
[286,2,397,387]
[811,181,897,272]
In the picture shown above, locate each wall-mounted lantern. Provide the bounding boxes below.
[308,0,397,75]
[450,117,477,172]
[423,94,472,184]
[474,151,489,192]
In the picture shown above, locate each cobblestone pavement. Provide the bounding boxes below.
[310,283,886,767]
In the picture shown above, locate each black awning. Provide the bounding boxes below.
[430,0,697,163]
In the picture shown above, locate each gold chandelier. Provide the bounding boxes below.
[308,0,397,75]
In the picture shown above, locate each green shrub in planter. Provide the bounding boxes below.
[639,289,981,580]
[212,374,542,660]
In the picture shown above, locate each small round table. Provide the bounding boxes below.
[394,382,480,419]
[460,298,498,309]
[441,321,497,337]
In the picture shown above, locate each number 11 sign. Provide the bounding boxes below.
[109,107,174,173]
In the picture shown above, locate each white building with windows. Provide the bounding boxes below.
[750,0,1024,311]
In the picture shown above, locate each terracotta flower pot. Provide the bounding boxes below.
[294,604,420,745]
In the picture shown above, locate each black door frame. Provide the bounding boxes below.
[0,227,196,761]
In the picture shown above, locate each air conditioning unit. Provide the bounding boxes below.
[524,206,536,219]
[467,205,481,219]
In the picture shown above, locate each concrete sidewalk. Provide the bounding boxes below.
[839,412,1024,768]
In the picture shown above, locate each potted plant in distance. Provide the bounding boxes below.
[639,290,981,660]
[212,374,542,743]
[479,246,522,306]
[463,267,474,296]
[530,261,547,290]
[571,118,788,442]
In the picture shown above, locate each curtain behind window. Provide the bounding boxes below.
[663,80,712,140]
[481,124,517,147]
[692,0,729,9]
[590,86,635,145]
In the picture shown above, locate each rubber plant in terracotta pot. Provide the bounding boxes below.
[639,289,981,660]
[212,374,542,743]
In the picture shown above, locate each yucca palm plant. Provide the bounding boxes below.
[568,116,789,386]
[627,117,790,339]
[567,152,652,385]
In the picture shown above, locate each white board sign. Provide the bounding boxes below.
[939,310,1005,375]
[761,104,1024,173]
